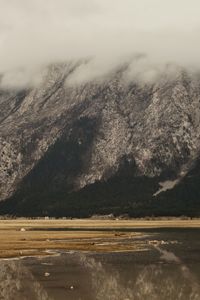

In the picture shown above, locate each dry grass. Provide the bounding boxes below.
[0,219,199,258]
[0,218,199,229]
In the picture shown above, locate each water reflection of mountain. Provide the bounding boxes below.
[1,229,200,300]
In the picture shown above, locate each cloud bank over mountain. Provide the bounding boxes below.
[0,0,200,87]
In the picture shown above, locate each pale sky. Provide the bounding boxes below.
[0,0,200,87]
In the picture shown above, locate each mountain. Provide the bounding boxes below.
[0,63,200,217]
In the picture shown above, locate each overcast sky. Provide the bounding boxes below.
[0,0,200,87]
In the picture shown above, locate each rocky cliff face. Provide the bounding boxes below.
[0,63,200,216]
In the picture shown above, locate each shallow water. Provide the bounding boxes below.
[1,228,200,300]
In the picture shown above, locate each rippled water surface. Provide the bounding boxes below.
[1,228,200,300]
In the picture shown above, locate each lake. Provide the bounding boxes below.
[0,227,200,300]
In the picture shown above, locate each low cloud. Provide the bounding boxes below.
[0,0,200,88]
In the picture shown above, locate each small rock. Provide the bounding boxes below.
[44,272,50,277]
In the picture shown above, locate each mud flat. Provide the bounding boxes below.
[1,220,200,299]
[0,219,200,258]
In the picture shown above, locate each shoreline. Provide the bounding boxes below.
[0,219,199,259]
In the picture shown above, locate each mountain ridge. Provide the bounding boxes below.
[0,63,200,216]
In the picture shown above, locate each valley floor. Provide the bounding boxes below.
[0,219,200,258]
